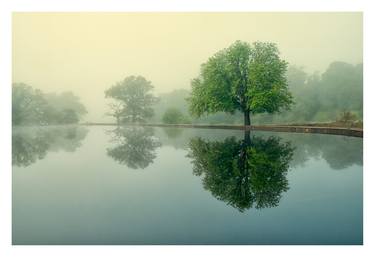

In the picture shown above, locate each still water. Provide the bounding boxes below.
[12,125,363,245]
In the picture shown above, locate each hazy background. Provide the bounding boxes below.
[12,12,362,122]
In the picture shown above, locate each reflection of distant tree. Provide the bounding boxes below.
[12,126,88,167]
[162,127,184,139]
[287,134,362,169]
[188,131,294,212]
[12,131,49,167]
[320,137,362,169]
[107,126,161,169]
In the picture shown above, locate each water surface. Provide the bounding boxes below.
[12,125,363,244]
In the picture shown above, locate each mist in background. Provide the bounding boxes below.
[12,12,362,123]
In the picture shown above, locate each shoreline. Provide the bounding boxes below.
[81,123,363,138]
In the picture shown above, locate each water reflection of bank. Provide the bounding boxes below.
[158,127,363,170]
[12,126,89,167]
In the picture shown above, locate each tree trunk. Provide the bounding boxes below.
[244,110,251,126]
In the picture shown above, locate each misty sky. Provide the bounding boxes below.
[13,12,362,122]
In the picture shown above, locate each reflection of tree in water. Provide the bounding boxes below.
[162,127,184,139]
[321,139,362,169]
[188,131,294,212]
[286,134,362,170]
[12,126,88,167]
[107,126,161,169]
[158,127,189,150]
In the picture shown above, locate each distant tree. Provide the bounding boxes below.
[162,107,191,124]
[105,76,159,123]
[106,102,124,125]
[12,83,49,125]
[189,40,293,126]
[152,89,191,122]
[44,92,87,117]
[162,127,184,139]
[256,61,363,124]
[162,108,182,124]
[337,110,357,123]
[60,109,80,124]
[13,83,87,125]
[286,65,308,97]
[275,67,320,123]
[319,62,363,118]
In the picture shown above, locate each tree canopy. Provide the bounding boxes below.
[12,83,48,125]
[105,76,159,123]
[189,40,293,125]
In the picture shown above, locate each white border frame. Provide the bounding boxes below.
[1,1,373,257]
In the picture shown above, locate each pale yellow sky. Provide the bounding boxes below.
[12,12,362,122]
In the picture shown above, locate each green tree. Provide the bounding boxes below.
[189,40,293,126]
[162,107,191,124]
[12,83,49,125]
[151,89,190,122]
[44,91,87,120]
[187,132,294,211]
[106,102,124,125]
[13,83,87,125]
[60,109,80,124]
[272,62,363,123]
[319,62,363,119]
[105,76,159,123]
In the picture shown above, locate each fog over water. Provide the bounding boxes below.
[12,13,362,122]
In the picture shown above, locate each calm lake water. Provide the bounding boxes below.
[12,125,363,245]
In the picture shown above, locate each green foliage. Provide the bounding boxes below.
[44,92,87,117]
[153,60,362,125]
[162,107,191,124]
[189,40,293,125]
[105,76,159,123]
[187,132,294,211]
[151,89,190,122]
[12,83,48,125]
[60,109,80,124]
[337,111,357,123]
[266,62,363,124]
[12,83,86,125]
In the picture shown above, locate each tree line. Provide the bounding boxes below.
[13,40,363,126]
[153,62,362,125]
[12,83,87,125]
